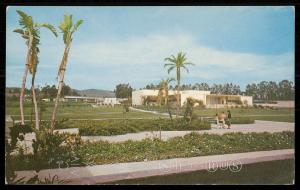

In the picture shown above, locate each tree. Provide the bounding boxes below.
[159,78,175,120]
[14,10,57,129]
[278,80,294,100]
[51,15,83,131]
[183,97,203,122]
[115,83,133,98]
[164,52,195,118]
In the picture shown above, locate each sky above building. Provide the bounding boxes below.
[6,6,294,91]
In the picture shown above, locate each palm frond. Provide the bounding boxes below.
[13,28,25,35]
[182,65,190,73]
[37,23,58,37]
[164,63,175,68]
[71,20,83,34]
[16,10,33,30]
[184,62,195,66]
[164,57,176,63]
[167,66,175,74]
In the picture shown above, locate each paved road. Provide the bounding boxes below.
[82,120,294,143]
[14,149,294,184]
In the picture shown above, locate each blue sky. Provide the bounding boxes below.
[6,6,294,91]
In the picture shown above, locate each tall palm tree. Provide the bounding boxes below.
[51,15,83,131]
[14,10,57,129]
[164,52,195,118]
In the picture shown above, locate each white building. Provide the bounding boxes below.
[132,89,252,108]
[103,98,127,106]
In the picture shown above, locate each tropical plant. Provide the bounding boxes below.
[51,15,83,131]
[14,10,57,129]
[183,97,203,122]
[164,52,195,118]
[159,78,175,119]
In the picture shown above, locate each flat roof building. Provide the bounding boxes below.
[132,89,252,108]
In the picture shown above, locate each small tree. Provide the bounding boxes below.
[14,10,57,129]
[51,15,83,131]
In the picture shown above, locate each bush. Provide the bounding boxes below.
[57,118,211,136]
[9,131,294,171]
[230,117,255,124]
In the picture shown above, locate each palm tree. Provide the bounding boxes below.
[51,15,83,131]
[159,78,175,120]
[14,10,57,129]
[164,52,195,118]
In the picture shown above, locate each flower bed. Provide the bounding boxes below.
[11,131,294,171]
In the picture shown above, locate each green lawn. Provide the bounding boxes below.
[134,105,295,123]
[107,159,295,185]
[6,100,294,122]
[5,101,163,120]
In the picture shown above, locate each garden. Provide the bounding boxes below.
[7,131,294,172]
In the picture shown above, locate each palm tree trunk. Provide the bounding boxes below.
[51,43,71,131]
[176,74,180,118]
[20,67,29,125]
[20,35,33,125]
[31,75,39,130]
[165,87,172,120]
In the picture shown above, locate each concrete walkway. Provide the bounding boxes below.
[129,107,177,117]
[82,120,294,143]
[14,149,294,185]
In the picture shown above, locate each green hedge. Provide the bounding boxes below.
[230,117,255,124]
[58,118,211,136]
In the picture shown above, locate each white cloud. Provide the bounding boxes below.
[67,34,293,81]
[6,33,294,90]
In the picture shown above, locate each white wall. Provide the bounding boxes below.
[180,90,210,106]
[132,90,211,106]
[240,96,253,106]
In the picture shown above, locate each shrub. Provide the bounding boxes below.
[9,131,294,171]
[58,118,211,136]
[230,117,255,124]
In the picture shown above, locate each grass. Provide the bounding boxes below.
[107,159,295,184]
[12,131,294,171]
[5,100,163,120]
[6,100,294,123]
[134,105,295,123]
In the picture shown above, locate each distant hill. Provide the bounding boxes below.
[74,89,115,98]
[6,87,115,98]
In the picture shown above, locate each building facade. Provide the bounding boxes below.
[132,89,252,108]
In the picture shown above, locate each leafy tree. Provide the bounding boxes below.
[164,52,195,118]
[115,83,133,98]
[51,15,83,131]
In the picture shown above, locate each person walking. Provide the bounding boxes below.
[226,110,232,129]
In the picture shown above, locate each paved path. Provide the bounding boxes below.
[129,107,177,117]
[82,120,294,143]
[14,149,294,184]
